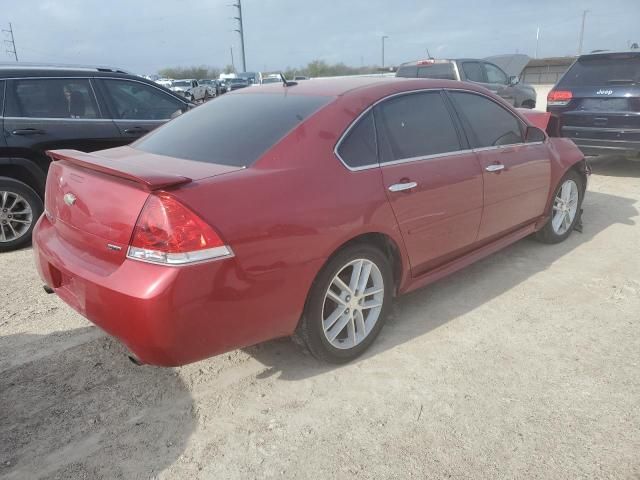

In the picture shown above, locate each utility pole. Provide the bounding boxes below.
[230,46,235,72]
[381,35,389,70]
[535,26,540,59]
[577,10,588,55]
[231,0,246,72]
[2,22,18,62]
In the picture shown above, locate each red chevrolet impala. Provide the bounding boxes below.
[33,77,588,366]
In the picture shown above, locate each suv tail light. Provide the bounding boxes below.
[547,90,573,106]
[127,193,232,265]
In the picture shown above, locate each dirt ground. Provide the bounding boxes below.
[1,156,639,480]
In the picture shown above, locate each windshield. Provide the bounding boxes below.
[135,93,332,166]
[172,80,191,87]
[396,63,456,80]
[558,54,640,87]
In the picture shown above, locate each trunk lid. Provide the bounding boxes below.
[44,147,243,264]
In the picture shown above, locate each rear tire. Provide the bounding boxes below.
[0,177,43,252]
[535,169,584,244]
[295,244,393,363]
[521,100,536,109]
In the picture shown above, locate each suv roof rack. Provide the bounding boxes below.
[0,62,130,74]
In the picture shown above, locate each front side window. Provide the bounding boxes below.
[102,79,184,120]
[484,63,508,85]
[337,111,377,168]
[461,62,484,82]
[375,91,461,162]
[449,91,523,148]
[136,93,332,166]
[6,78,99,119]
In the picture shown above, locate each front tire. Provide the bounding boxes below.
[0,177,43,252]
[295,244,393,363]
[535,169,584,244]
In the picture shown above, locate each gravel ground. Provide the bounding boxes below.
[1,155,639,480]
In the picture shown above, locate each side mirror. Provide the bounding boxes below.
[508,75,519,86]
[525,126,546,143]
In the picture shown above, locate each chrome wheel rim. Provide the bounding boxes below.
[552,179,579,235]
[0,191,34,243]
[322,259,384,350]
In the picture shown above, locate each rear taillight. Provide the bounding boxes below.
[127,193,232,265]
[547,90,573,106]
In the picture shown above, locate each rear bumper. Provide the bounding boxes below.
[33,215,320,366]
[561,127,640,157]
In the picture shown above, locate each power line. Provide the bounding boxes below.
[230,0,246,72]
[2,22,18,62]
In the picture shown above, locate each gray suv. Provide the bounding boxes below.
[397,59,537,108]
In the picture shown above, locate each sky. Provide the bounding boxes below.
[2,0,639,74]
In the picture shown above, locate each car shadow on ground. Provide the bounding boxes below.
[588,155,640,178]
[0,328,196,479]
[245,179,638,381]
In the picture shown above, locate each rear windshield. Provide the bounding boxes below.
[135,93,332,166]
[558,54,640,87]
[396,63,456,80]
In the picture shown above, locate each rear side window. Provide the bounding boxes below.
[136,93,332,166]
[396,66,418,77]
[6,78,99,119]
[102,79,184,120]
[417,64,456,80]
[558,54,640,87]
[461,62,484,82]
[375,91,461,161]
[449,91,523,147]
[337,111,377,168]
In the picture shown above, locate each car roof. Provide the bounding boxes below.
[0,63,140,79]
[578,50,640,60]
[399,58,484,66]
[232,76,489,98]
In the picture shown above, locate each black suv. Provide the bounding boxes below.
[546,51,640,157]
[0,64,191,251]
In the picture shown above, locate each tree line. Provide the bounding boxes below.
[158,60,382,79]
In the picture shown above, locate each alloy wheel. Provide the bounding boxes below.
[552,179,579,235]
[322,259,385,349]
[0,191,34,243]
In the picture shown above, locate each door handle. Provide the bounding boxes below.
[388,182,417,192]
[12,128,46,136]
[123,127,149,134]
[485,163,505,173]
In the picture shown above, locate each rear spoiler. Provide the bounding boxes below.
[46,149,192,190]
[516,110,561,137]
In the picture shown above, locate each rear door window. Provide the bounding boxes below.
[101,79,184,120]
[374,91,461,162]
[558,54,640,87]
[136,93,332,166]
[337,111,377,168]
[5,78,99,118]
[461,62,484,83]
[448,91,524,147]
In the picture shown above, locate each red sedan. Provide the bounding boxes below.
[33,77,588,366]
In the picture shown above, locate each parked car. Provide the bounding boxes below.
[225,78,250,91]
[261,75,282,85]
[198,79,219,97]
[546,50,640,158]
[0,64,192,252]
[170,79,211,102]
[396,58,537,108]
[33,77,588,366]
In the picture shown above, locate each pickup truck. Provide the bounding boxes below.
[170,79,213,102]
[396,58,537,109]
